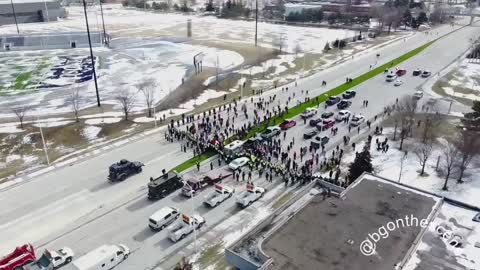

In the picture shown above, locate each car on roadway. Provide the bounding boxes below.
[301,107,317,119]
[335,110,351,121]
[337,100,352,109]
[244,136,263,150]
[394,80,403,86]
[350,115,366,126]
[46,247,75,269]
[421,70,431,77]
[321,111,334,119]
[319,119,335,130]
[108,159,144,182]
[396,69,407,76]
[309,118,323,127]
[386,73,397,82]
[260,126,281,139]
[412,69,422,76]
[314,135,329,146]
[279,119,296,130]
[326,96,341,106]
[413,91,424,99]
[342,90,356,99]
[303,130,318,139]
[149,206,180,231]
[228,157,250,170]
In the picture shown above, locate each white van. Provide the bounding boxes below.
[63,244,129,270]
[224,140,244,157]
[148,206,180,231]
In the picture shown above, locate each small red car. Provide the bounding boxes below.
[279,120,296,130]
[396,69,407,76]
[322,119,335,130]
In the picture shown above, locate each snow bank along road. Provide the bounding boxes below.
[1,20,478,269]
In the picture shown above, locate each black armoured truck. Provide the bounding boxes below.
[147,171,184,200]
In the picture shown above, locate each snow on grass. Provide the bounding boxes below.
[82,125,102,141]
[33,120,74,128]
[85,118,122,125]
[0,125,24,134]
[6,154,21,163]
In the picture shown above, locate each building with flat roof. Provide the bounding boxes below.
[225,173,480,270]
[0,0,65,26]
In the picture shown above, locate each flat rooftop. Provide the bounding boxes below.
[261,175,441,270]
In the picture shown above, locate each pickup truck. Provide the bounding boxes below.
[236,184,266,208]
[168,214,205,242]
[204,185,235,207]
[181,171,232,197]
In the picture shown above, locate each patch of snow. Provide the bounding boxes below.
[0,125,24,134]
[6,154,21,163]
[85,118,122,125]
[33,120,74,128]
[82,125,102,141]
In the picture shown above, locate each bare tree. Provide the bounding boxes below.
[420,113,443,143]
[455,129,480,183]
[441,141,461,191]
[137,81,155,118]
[294,42,302,56]
[67,87,81,123]
[414,139,433,176]
[273,34,286,55]
[12,106,30,128]
[115,90,136,121]
[394,96,418,150]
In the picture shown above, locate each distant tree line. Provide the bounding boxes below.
[220,0,251,18]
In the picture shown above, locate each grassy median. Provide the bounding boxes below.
[172,40,436,172]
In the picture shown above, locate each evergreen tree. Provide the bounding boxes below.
[205,0,214,11]
[323,42,331,51]
[461,101,480,131]
[348,144,373,184]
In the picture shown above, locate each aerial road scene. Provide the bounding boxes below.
[1,0,480,269]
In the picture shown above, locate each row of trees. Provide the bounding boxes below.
[346,98,480,191]
[122,0,193,13]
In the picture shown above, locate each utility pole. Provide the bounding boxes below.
[10,0,20,34]
[38,117,50,165]
[82,0,101,107]
[98,0,108,46]
[255,0,258,47]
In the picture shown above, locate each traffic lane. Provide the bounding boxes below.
[0,138,192,254]
[40,159,282,270]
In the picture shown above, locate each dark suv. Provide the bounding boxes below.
[342,91,356,99]
[108,159,144,181]
[326,96,341,106]
[337,100,352,110]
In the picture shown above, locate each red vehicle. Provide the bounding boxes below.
[0,244,36,270]
[181,170,232,197]
[279,120,296,130]
[396,69,407,76]
[321,119,335,130]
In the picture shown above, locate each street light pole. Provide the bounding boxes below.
[10,0,20,34]
[98,0,108,46]
[38,117,50,165]
[82,0,101,107]
[255,0,258,47]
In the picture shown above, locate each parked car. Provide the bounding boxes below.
[412,69,422,76]
[260,126,281,139]
[279,119,296,130]
[204,185,235,208]
[228,157,250,170]
[350,115,366,126]
[321,112,334,119]
[149,206,180,231]
[301,108,317,119]
[326,96,341,106]
[342,90,356,99]
[236,184,266,208]
[396,69,407,76]
[337,100,352,109]
[168,214,205,242]
[181,172,232,197]
[314,136,329,146]
[421,70,431,77]
[46,248,74,269]
[413,91,424,99]
[303,130,318,139]
[309,118,323,127]
[394,80,403,86]
[320,119,335,130]
[335,110,351,121]
[386,73,397,82]
[108,159,144,182]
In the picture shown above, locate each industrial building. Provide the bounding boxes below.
[225,173,480,270]
[0,0,66,26]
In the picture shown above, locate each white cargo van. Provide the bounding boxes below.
[148,206,180,231]
[62,244,129,270]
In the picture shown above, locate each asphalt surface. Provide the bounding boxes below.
[0,18,478,270]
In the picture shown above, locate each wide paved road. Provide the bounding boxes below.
[0,18,477,269]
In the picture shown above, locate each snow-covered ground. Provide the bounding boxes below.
[334,127,480,207]
[441,60,480,101]
[0,4,359,119]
